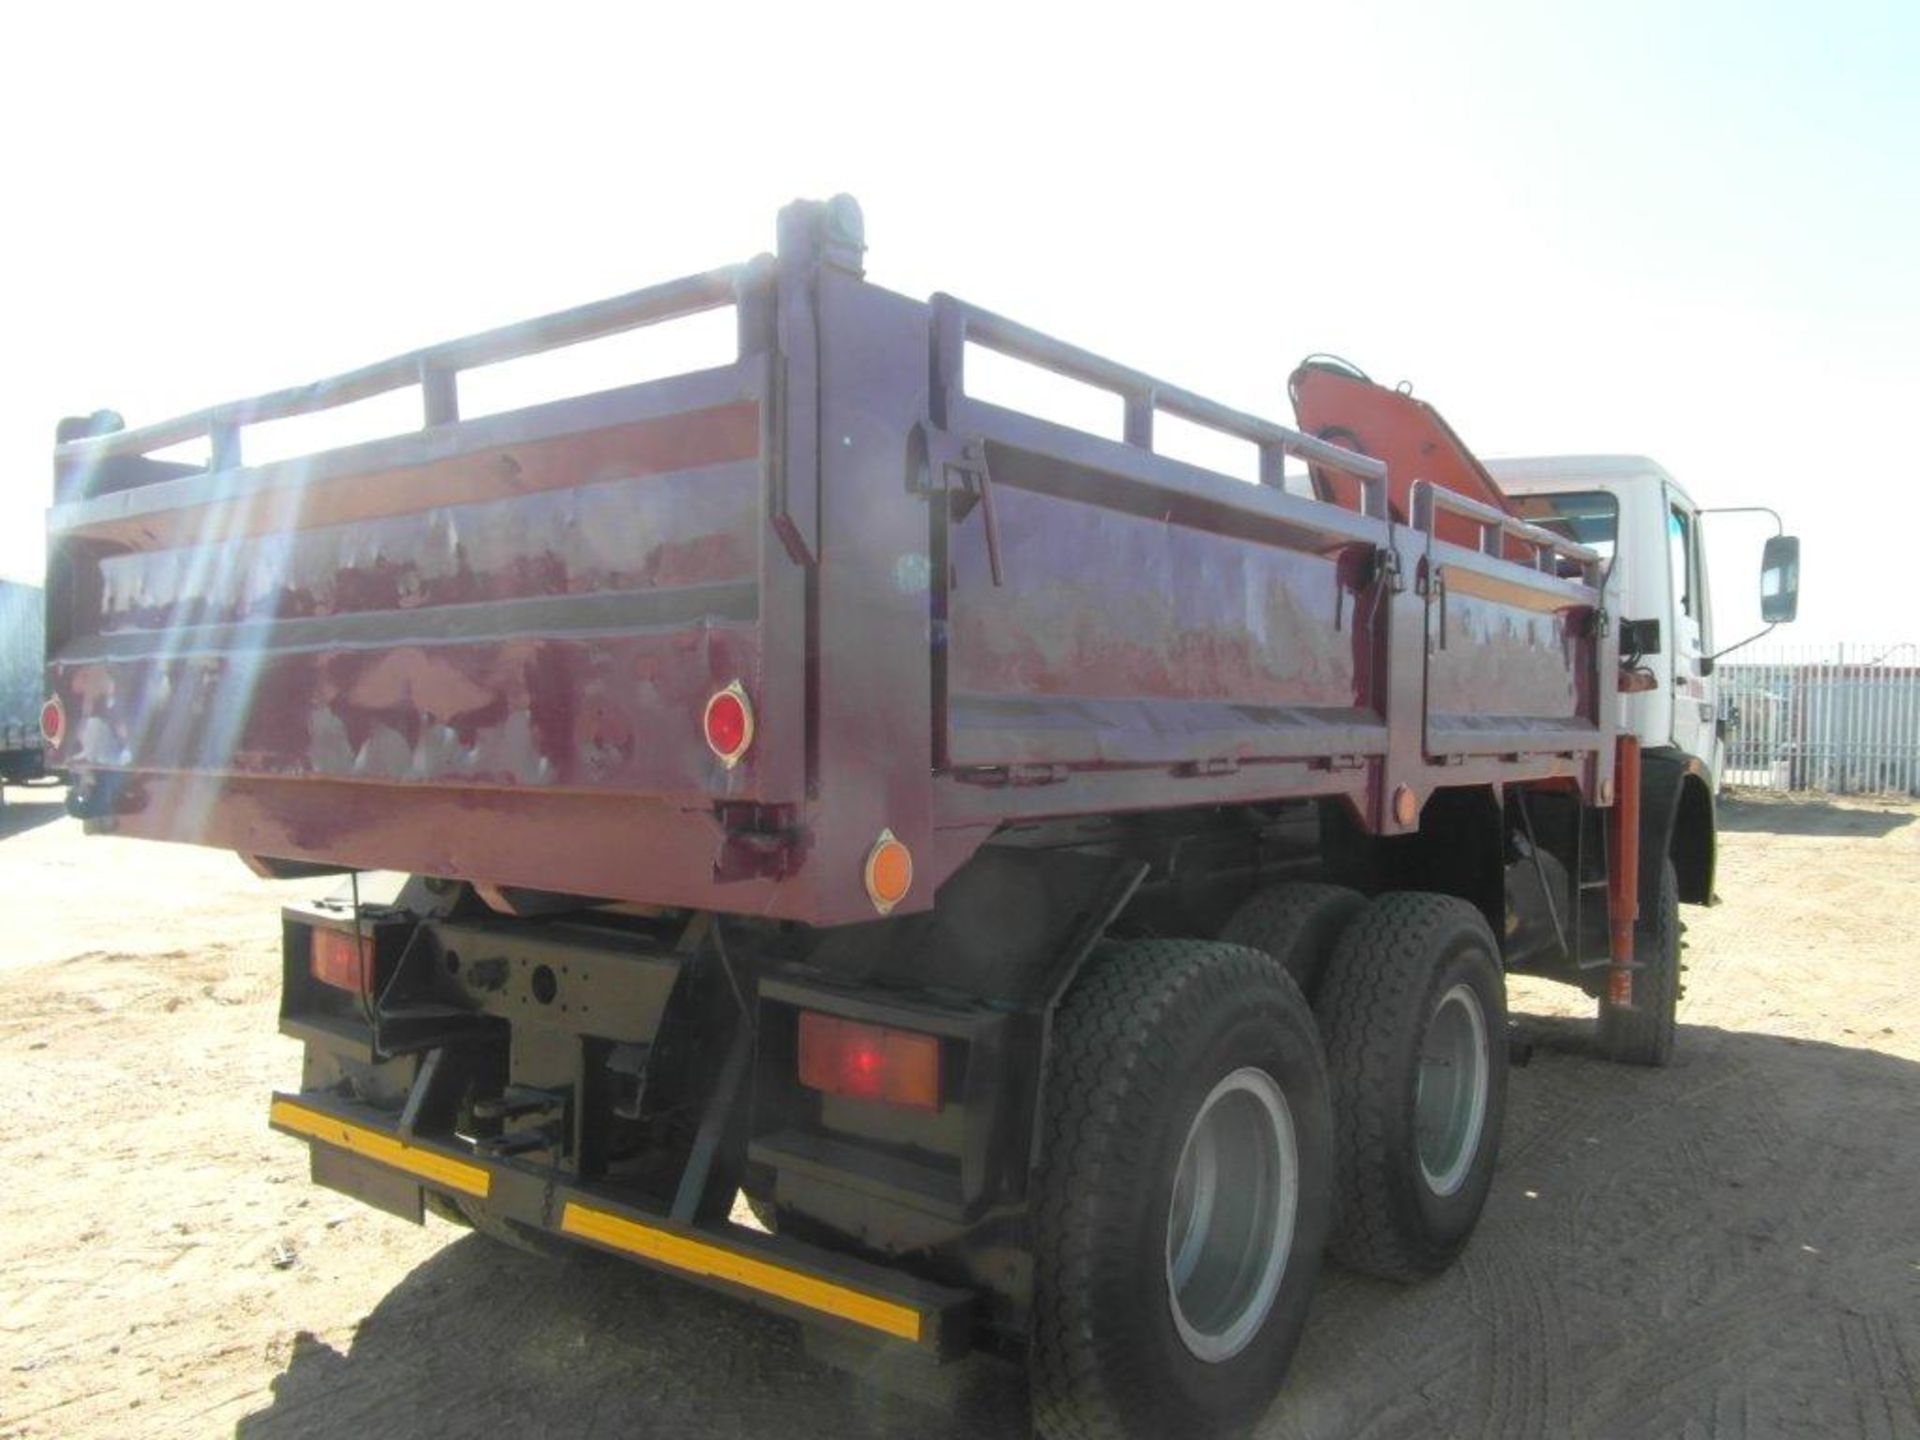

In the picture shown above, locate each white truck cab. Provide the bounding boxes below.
[1492,456,1720,779]
[1489,454,1800,911]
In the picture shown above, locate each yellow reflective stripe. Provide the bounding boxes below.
[559,1201,922,1343]
[270,1099,491,1199]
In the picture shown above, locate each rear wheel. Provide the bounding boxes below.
[1220,882,1366,1000]
[1316,893,1508,1282]
[450,1197,598,1264]
[422,1189,471,1229]
[1599,858,1681,1066]
[1031,939,1333,1440]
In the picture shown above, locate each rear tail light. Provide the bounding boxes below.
[797,1012,940,1111]
[39,697,64,749]
[310,928,377,995]
[703,681,754,768]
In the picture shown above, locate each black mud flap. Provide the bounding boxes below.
[311,1144,424,1224]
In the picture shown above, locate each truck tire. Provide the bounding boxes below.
[422,1189,472,1229]
[1031,939,1333,1440]
[1316,893,1507,1282]
[1220,882,1366,1000]
[1598,858,1681,1067]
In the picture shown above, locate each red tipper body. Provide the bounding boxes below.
[44,202,1618,927]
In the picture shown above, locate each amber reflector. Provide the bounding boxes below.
[703,682,754,767]
[39,697,64,748]
[310,929,376,996]
[797,1011,940,1111]
[863,830,913,914]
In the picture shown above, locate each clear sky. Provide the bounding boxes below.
[2,0,1913,650]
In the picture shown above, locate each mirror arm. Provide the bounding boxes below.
[1709,623,1777,664]
[1696,505,1785,535]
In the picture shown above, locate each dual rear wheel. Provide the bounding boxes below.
[1314,892,1508,1281]
[1030,939,1333,1439]
[1223,883,1509,1279]
[1030,891,1508,1437]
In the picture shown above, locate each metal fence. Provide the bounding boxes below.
[0,580,44,734]
[1719,642,1920,795]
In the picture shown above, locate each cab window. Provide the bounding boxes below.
[1668,505,1695,619]
[1511,490,1618,561]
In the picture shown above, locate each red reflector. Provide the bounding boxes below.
[311,928,376,995]
[703,681,754,767]
[797,1012,940,1111]
[39,697,64,748]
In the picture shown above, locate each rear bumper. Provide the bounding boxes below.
[270,1092,974,1357]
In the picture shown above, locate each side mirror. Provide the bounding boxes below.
[1760,535,1800,624]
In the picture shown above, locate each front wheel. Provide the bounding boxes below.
[1031,939,1333,1440]
[1599,858,1681,1066]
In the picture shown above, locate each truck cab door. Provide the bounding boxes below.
[1664,491,1715,771]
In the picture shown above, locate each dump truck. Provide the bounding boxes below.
[42,197,1797,1438]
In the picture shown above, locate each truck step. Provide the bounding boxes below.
[377,1002,474,1023]
[472,1131,554,1159]
[471,1086,567,1122]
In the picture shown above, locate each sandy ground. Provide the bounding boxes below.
[1,789,1916,1439]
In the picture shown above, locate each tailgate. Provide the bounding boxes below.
[44,263,805,887]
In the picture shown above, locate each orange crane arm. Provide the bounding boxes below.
[1287,358,1516,554]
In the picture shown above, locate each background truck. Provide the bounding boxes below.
[0,579,50,800]
[42,197,1796,1439]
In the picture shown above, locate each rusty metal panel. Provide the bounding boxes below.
[801,269,939,924]
[48,388,775,808]
[1422,549,1602,757]
[944,480,1381,770]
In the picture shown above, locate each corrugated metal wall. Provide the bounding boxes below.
[1719,643,1920,795]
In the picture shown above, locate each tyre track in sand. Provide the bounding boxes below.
[1458,1244,1574,1440]
[1839,1311,1920,1440]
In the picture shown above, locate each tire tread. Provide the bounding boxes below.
[1220,882,1366,999]
[1599,858,1681,1066]
[1031,939,1322,1440]
[1316,892,1505,1282]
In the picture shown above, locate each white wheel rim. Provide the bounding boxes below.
[1416,982,1490,1197]
[1164,1066,1299,1363]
